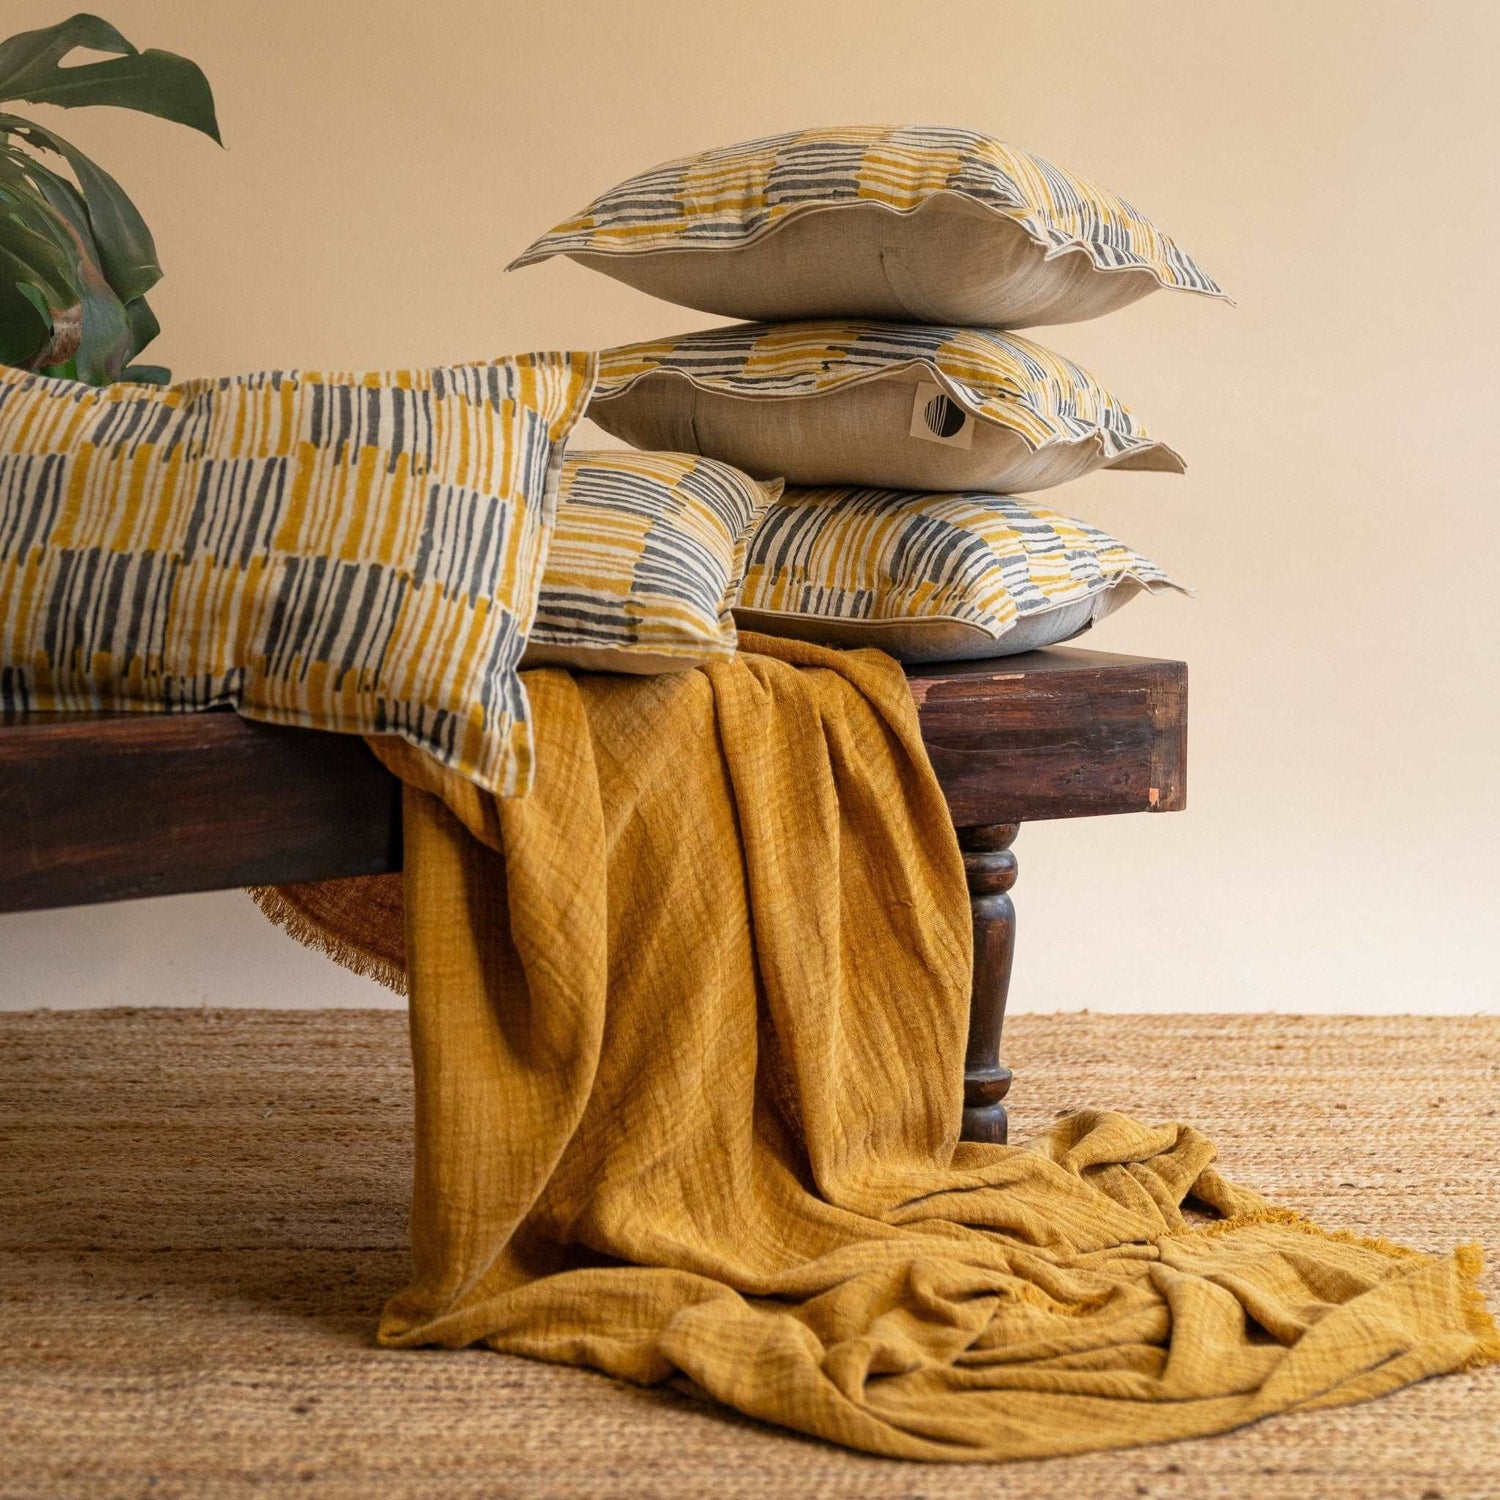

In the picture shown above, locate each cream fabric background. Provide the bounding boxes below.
[2,0,1495,1015]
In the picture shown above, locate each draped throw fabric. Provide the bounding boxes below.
[0,355,594,795]
[508,125,1225,318]
[260,637,1498,1461]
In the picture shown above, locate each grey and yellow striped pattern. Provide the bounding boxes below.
[596,321,1176,466]
[510,125,1223,299]
[0,353,596,796]
[738,487,1181,654]
[526,450,779,673]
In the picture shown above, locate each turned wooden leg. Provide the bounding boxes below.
[958,823,1018,1145]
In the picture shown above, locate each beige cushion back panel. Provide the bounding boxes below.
[511,125,1227,328]
[571,197,1162,328]
[590,377,1182,492]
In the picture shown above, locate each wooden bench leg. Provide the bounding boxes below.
[958,823,1018,1145]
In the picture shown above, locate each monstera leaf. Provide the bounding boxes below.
[0,148,79,365]
[0,12,219,383]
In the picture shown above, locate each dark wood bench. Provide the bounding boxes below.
[0,647,1187,1144]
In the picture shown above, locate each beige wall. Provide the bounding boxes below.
[3,0,1496,1014]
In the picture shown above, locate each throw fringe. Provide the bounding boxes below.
[1171,1208,1500,1373]
[248,886,407,996]
[1173,1205,1422,1259]
[1455,1242,1500,1372]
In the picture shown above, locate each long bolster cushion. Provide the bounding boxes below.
[0,354,595,796]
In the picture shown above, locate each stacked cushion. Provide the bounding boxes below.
[0,354,594,795]
[510,124,1215,666]
[590,321,1181,492]
[511,125,1226,327]
[526,450,780,674]
[736,488,1182,663]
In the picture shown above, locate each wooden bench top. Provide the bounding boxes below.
[0,648,1185,914]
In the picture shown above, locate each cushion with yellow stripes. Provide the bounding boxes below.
[735,487,1184,664]
[524,450,780,674]
[0,354,595,796]
[510,126,1225,328]
[592,321,1181,493]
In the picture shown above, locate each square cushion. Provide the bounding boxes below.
[524,449,780,674]
[592,322,1181,493]
[0,354,595,796]
[510,126,1225,328]
[734,487,1183,663]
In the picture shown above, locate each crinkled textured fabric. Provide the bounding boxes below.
[259,637,1498,1461]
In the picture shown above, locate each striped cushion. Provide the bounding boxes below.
[735,487,1183,664]
[525,450,779,674]
[592,322,1181,493]
[0,354,595,796]
[510,126,1225,327]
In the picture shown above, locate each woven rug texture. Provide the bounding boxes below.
[1,1008,1496,1499]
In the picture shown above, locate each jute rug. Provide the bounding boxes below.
[1,1008,1495,1499]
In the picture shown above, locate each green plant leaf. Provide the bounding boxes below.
[0,13,134,95]
[13,270,54,317]
[1,149,87,298]
[0,16,218,380]
[0,113,160,301]
[123,289,158,354]
[0,210,79,308]
[28,162,131,383]
[0,13,220,144]
[0,265,53,365]
[0,230,72,306]
[0,147,84,370]
[0,156,82,314]
[0,206,75,367]
[119,362,169,384]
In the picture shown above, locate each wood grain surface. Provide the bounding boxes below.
[0,648,1185,914]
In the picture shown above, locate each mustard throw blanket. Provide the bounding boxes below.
[258,636,1498,1462]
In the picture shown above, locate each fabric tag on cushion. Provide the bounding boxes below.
[909,383,974,448]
